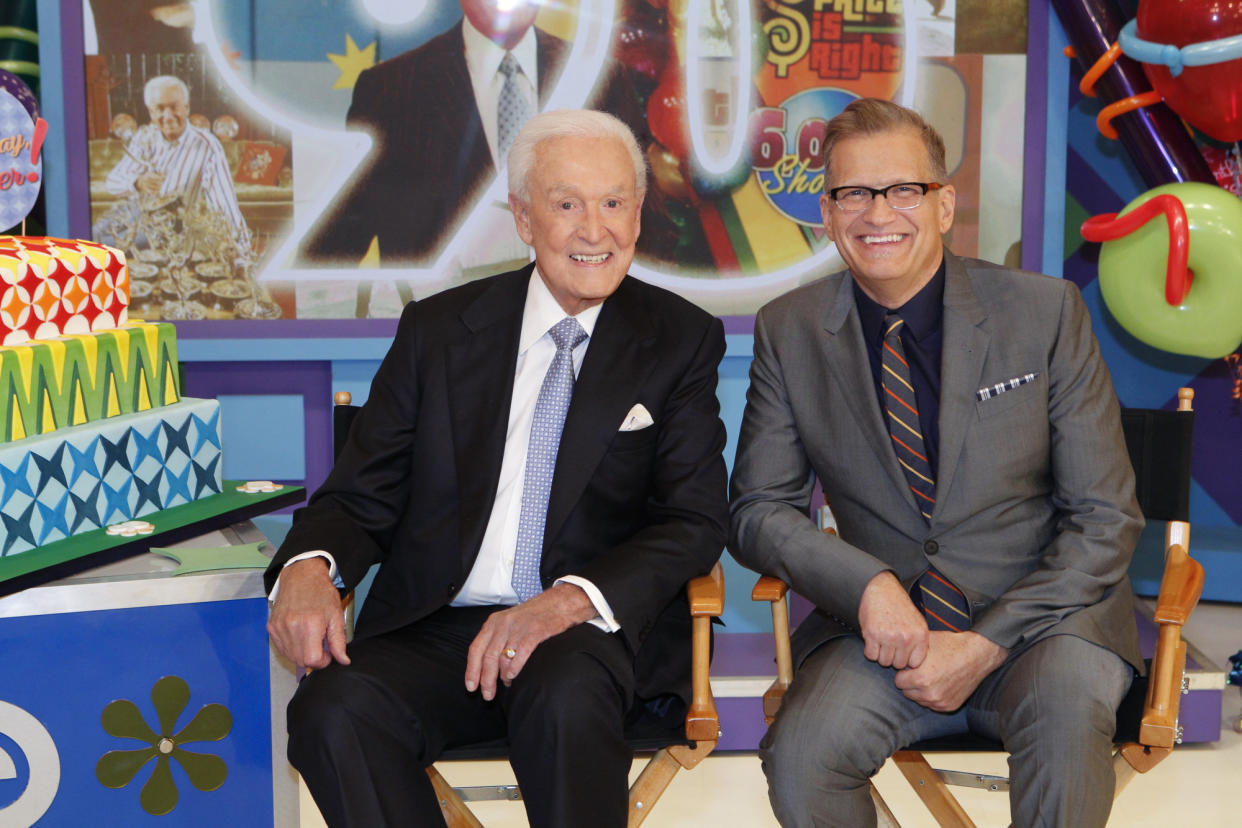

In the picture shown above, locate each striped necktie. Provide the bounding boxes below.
[881,312,970,631]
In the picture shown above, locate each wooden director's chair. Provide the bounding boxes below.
[331,392,723,827]
[751,388,1203,826]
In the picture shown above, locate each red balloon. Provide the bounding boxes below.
[1137,0,1242,142]
[646,68,690,160]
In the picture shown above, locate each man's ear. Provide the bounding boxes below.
[820,194,836,243]
[937,184,956,234]
[509,194,534,245]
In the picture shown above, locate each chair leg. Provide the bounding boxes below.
[891,750,977,828]
[426,766,484,828]
[871,781,901,828]
[627,741,718,827]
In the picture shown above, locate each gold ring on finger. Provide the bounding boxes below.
[503,647,517,659]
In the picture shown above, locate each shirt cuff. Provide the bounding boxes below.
[269,551,344,602]
[554,575,620,633]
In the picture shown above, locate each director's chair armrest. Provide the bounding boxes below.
[684,562,724,742]
[1139,536,1205,752]
[751,575,793,725]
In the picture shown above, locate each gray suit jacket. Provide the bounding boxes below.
[729,250,1143,673]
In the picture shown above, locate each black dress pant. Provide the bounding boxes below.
[286,605,635,828]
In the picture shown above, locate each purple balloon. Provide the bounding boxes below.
[0,70,38,121]
[1052,0,1216,188]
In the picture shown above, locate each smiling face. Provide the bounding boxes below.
[147,84,190,142]
[510,135,643,315]
[820,128,955,308]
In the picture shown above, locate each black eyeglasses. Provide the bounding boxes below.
[827,182,944,213]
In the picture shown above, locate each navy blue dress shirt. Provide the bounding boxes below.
[853,259,945,476]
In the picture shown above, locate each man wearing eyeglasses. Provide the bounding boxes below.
[729,98,1141,828]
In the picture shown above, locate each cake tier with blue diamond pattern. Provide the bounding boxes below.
[1,397,222,554]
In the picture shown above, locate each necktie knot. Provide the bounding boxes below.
[499,51,521,79]
[883,312,906,343]
[549,317,587,352]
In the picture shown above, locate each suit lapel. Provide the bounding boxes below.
[445,268,528,558]
[934,251,990,520]
[543,278,656,545]
[817,274,923,518]
[534,28,567,104]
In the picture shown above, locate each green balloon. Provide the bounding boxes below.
[1097,182,1242,359]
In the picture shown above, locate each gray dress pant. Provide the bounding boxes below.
[760,633,1133,828]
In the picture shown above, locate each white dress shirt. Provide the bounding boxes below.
[454,18,540,272]
[106,123,249,252]
[461,19,538,167]
[277,270,620,632]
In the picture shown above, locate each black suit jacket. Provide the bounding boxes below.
[300,23,665,266]
[267,266,729,701]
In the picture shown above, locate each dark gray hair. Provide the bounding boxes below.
[821,98,948,184]
[143,75,190,108]
[507,109,647,203]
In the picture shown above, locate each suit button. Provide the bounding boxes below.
[447,582,458,596]
[924,540,939,555]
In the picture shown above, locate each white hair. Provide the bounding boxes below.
[507,109,647,203]
[144,75,190,108]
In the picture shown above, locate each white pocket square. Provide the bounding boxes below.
[619,403,654,431]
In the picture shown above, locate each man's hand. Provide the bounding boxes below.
[266,558,351,671]
[894,630,1008,712]
[136,170,165,196]
[858,571,929,669]
[465,583,597,700]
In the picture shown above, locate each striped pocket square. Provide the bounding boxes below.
[976,372,1039,401]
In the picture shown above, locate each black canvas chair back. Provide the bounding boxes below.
[1120,404,1194,523]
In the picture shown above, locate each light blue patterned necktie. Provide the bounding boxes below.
[511,317,587,601]
[497,51,533,163]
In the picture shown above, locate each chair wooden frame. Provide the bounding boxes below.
[331,392,724,827]
[750,388,1205,827]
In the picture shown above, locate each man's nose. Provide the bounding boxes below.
[579,208,606,242]
[862,192,900,221]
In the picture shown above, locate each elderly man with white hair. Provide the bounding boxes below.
[104,75,248,252]
[265,108,728,828]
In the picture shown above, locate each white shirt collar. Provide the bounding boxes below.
[461,15,539,91]
[519,267,602,354]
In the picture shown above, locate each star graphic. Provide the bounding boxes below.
[192,409,222,454]
[69,437,102,486]
[70,482,104,532]
[327,34,376,91]
[62,275,90,314]
[16,239,53,256]
[134,468,164,512]
[1,286,29,328]
[32,281,62,321]
[1,455,34,509]
[36,490,72,545]
[91,272,115,311]
[132,425,165,471]
[193,456,221,497]
[16,260,44,296]
[101,479,133,523]
[165,463,193,504]
[33,443,69,491]
[1,501,37,554]
[100,432,133,476]
[162,419,193,460]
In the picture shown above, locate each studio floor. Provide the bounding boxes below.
[297,601,1241,827]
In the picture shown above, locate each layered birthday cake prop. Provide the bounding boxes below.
[1,237,224,556]
[1,236,129,344]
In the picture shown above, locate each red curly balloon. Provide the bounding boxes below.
[1081,193,1190,306]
